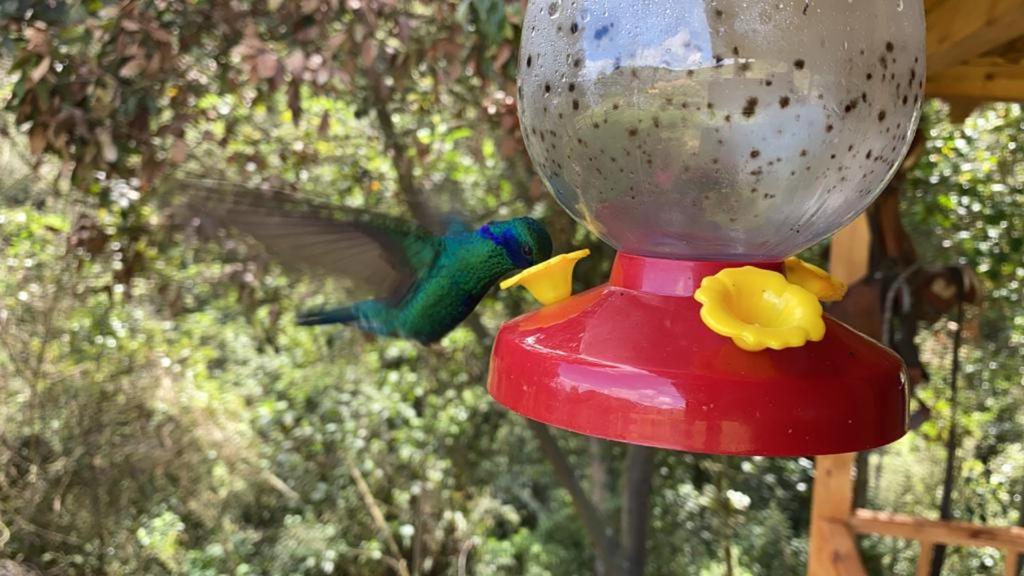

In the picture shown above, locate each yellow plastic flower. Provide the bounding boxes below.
[694,267,826,352]
[500,249,591,305]
[784,257,848,302]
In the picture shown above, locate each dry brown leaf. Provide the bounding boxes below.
[29,124,47,155]
[120,19,142,32]
[360,39,378,67]
[148,26,173,44]
[24,26,49,54]
[283,50,306,75]
[96,127,118,163]
[169,138,188,164]
[145,52,163,75]
[325,33,347,55]
[29,56,51,85]
[254,53,279,79]
[119,57,149,78]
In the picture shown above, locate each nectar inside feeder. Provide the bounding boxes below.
[488,0,924,456]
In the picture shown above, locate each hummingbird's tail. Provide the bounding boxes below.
[296,301,398,339]
[296,306,359,326]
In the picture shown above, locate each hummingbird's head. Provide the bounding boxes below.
[480,217,553,270]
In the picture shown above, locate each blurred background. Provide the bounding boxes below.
[0,1,1023,575]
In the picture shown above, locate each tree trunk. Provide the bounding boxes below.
[854,451,870,508]
[527,421,623,575]
[621,446,655,576]
[590,439,612,576]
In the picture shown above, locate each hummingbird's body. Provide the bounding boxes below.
[185,181,552,343]
[298,219,551,343]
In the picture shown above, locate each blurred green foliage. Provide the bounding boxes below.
[0,1,1022,575]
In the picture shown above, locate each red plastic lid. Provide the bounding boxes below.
[488,253,908,456]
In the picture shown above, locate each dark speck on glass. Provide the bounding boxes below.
[742,97,758,118]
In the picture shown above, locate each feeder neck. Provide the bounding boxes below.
[609,253,783,297]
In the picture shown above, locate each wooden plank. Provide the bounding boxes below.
[829,215,872,287]
[926,0,1024,74]
[1006,550,1021,576]
[808,454,859,576]
[927,61,1024,102]
[917,541,935,576]
[850,509,1024,551]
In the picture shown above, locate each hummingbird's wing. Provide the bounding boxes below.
[174,178,441,303]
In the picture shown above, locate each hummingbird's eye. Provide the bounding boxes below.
[522,245,533,257]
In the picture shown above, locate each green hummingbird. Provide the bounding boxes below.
[183,180,553,344]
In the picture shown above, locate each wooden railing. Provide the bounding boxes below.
[849,509,1024,576]
[812,509,1024,576]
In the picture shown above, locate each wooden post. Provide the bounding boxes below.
[806,215,873,576]
[917,541,936,576]
[1005,551,1020,576]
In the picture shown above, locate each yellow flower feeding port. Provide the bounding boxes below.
[500,249,591,305]
[694,266,827,352]
[784,257,849,302]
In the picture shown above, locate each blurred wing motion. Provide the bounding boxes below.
[174,177,442,303]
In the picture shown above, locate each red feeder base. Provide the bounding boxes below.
[488,253,909,456]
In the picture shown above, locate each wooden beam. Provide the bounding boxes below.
[850,509,1024,551]
[926,0,1024,74]
[927,62,1024,102]
[829,214,873,288]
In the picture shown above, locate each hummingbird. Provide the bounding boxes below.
[180,180,553,344]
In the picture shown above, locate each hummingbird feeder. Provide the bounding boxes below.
[488,0,926,456]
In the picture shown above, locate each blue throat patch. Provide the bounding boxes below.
[479,223,531,269]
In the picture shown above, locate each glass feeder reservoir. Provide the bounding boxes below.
[488,0,925,456]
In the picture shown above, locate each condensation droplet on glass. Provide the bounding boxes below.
[896,0,904,10]
[547,0,561,17]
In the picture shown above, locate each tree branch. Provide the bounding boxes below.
[365,66,437,230]
[526,420,622,575]
[346,456,412,576]
[589,438,612,576]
